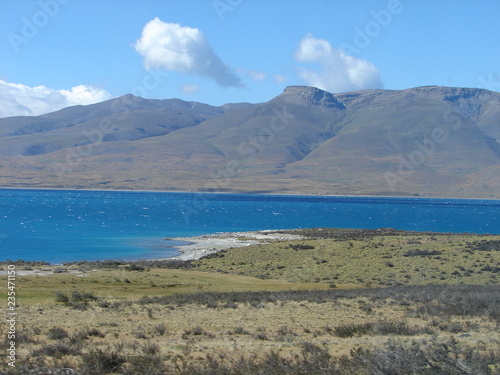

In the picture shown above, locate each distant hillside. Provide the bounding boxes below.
[0,85,499,198]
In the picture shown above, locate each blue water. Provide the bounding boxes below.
[0,189,499,263]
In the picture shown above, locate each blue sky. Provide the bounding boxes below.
[0,0,499,117]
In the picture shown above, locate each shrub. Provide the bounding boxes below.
[68,330,90,345]
[133,328,148,339]
[275,326,297,342]
[86,328,105,338]
[222,301,238,309]
[12,336,500,375]
[124,344,165,375]
[403,249,442,257]
[54,291,69,303]
[173,338,499,375]
[31,343,80,359]
[184,326,206,336]
[373,320,425,336]
[228,326,250,335]
[289,244,315,250]
[152,324,167,336]
[127,264,145,271]
[333,323,374,338]
[253,333,268,341]
[80,348,126,375]
[98,300,111,308]
[46,327,68,340]
[350,337,499,374]
[465,239,500,251]
[16,328,40,344]
[135,285,500,321]
[438,320,479,333]
[71,290,97,302]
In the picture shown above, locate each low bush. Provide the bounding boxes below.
[288,227,451,240]
[334,322,374,338]
[68,330,90,345]
[152,324,167,336]
[31,343,80,359]
[275,326,297,342]
[333,320,431,338]
[123,344,165,375]
[15,328,40,344]
[127,264,145,271]
[373,320,431,336]
[86,328,105,338]
[10,336,500,375]
[46,327,69,340]
[54,291,69,303]
[465,239,500,251]
[403,249,442,257]
[80,348,126,375]
[288,244,315,250]
[183,326,206,336]
[174,338,500,374]
[136,285,500,319]
[227,326,250,335]
[54,290,99,310]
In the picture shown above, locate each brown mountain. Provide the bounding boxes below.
[1,86,499,198]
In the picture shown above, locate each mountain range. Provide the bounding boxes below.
[1,85,499,198]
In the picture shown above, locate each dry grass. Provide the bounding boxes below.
[2,230,500,373]
[1,285,499,374]
[0,268,331,305]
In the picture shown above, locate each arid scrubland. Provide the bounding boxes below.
[1,229,500,374]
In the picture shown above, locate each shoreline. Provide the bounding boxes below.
[2,228,499,269]
[165,230,306,261]
[1,186,498,202]
[0,230,305,272]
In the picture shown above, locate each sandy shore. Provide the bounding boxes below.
[166,230,304,261]
[0,269,87,276]
[0,231,304,272]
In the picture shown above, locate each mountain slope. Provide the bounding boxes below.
[0,86,499,198]
[282,87,500,196]
[0,95,249,156]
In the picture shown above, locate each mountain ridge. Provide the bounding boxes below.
[0,85,499,198]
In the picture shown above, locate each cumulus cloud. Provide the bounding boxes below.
[0,80,112,118]
[294,34,382,93]
[249,70,266,81]
[274,74,289,84]
[134,18,243,88]
[181,84,201,95]
[237,68,266,82]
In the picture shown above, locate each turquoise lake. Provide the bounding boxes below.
[0,189,499,263]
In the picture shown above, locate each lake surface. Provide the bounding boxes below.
[1,189,499,263]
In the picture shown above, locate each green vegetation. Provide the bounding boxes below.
[192,229,500,286]
[2,267,330,304]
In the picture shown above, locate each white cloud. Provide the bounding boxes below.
[181,84,201,95]
[249,70,266,81]
[0,80,112,118]
[274,74,289,84]
[294,34,382,93]
[134,18,243,88]
[237,68,267,82]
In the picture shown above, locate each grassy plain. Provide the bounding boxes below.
[192,229,500,286]
[7,268,331,304]
[1,229,500,374]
